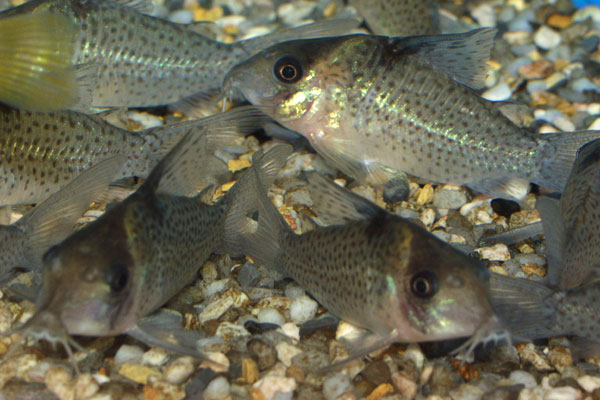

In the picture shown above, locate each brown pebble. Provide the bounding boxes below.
[242,358,259,384]
[548,345,573,372]
[203,319,220,336]
[522,263,546,277]
[286,364,305,383]
[361,361,391,387]
[247,338,277,370]
[518,60,554,79]
[547,14,572,29]
[367,383,394,400]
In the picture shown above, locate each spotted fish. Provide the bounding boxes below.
[0,0,356,109]
[349,0,439,36]
[223,30,600,201]
[3,109,282,365]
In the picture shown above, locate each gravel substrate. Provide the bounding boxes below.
[2,0,600,399]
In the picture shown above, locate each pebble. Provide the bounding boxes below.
[289,295,318,325]
[433,187,468,210]
[118,363,161,384]
[114,344,145,366]
[534,26,562,50]
[577,375,600,392]
[73,373,99,399]
[257,307,286,326]
[203,376,230,400]
[252,375,297,400]
[142,348,169,367]
[277,1,317,24]
[164,357,195,385]
[509,370,537,388]
[519,343,554,371]
[247,338,278,370]
[518,60,554,79]
[44,366,73,400]
[275,341,303,367]
[472,3,496,27]
[198,288,249,323]
[322,373,353,400]
[476,243,511,261]
[482,82,512,101]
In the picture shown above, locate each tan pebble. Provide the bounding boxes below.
[74,373,99,399]
[148,375,186,400]
[519,343,553,371]
[548,346,573,372]
[367,383,394,400]
[286,364,305,383]
[503,31,530,45]
[547,14,572,29]
[199,288,249,323]
[193,6,224,21]
[522,263,546,277]
[45,366,74,400]
[201,352,230,373]
[415,184,434,206]
[323,2,337,18]
[419,365,434,385]
[252,296,292,314]
[276,342,303,367]
[118,363,160,384]
[516,243,535,254]
[488,265,508,275]
[164,356,195,385]
[252,376,297,400]
[518,60,553,79]
[142,348,169,367]
[250,387,267,400]
[228,158,251,172]
[577,375,600,392]
[476,243,510,261]
[420,208,436,226]
[242,358,260,384]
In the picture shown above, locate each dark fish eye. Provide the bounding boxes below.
[410,270,438,298]
[273,56,303,83]
[107,263,129,293]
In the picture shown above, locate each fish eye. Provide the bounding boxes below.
[273,56,303,84]
[410,271,438,298]
[107,263,129,293]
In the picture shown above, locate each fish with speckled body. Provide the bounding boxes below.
[0,0,356,109]
[0,104,231,207]
[232,168,505,361]
[223,29,600,201]
[6,109,285,361]
[349,0,439,36]
[0,156,124,286]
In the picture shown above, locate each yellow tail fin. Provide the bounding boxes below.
[0,11,79,111]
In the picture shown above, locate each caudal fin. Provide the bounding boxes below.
[222,145,293,269]
[537,131,600,192]
[489,273,557,340]
[0,11,83,111]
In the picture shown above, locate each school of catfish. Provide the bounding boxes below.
[0,0,597,381]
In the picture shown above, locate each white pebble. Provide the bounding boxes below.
[253,376,297,400]
[203,376,230,400]
[482,82,512,101]
[284,284,305,299]
[471,4,496,27]
[142,348,169,367]
[534,26,561,50]
[545,386,579,400]
[257,308,285,326]
[420,208,436,226]
[289,295,318,325]
[322,373,352,400]
[476,243,511,261]
[114,344,144,366]
[275,342,303,367]
[404,343,425,370]
[577,375,600,392]
[164,357,195,385]
[168,10,194,24]
[509,370,537,389]
[281,322,300,341]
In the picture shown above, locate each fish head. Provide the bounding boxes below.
[383,221,495,342]
[30,203,138,340]
[223,35,373,131]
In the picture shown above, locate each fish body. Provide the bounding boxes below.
[0,105,211,207]
[349,0,439,36]
[537,139,600,288]
[14,109,273,352]
[223,31,600,200]
[0,156,124,285]
[235,169,501,357]
[1,0,355,109]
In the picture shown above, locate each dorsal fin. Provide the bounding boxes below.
[391,28,497,89]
